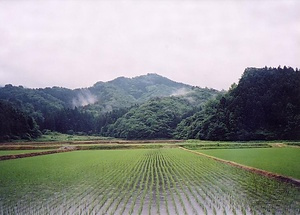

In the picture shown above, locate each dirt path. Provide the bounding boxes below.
[272,143,286,147]
[179,147,300,187]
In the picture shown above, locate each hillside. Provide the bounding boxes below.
[175,66,300,140]
[0,73,217,114]
[101,97,201,139]
[0,100,41,141]
[2,67,299,141]
[84,73,185,114]
[0,74,219,140]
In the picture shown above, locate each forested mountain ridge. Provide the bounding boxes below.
[1,67,299,141]
[0,73,217,114]
[175,66,300,140]
[0,74,219,140]
[101,97,203,139]
[84,73,196,115]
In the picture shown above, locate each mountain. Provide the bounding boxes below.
[101,96,203,139]
[175,66,300,140]
[0,74,219,139]
[1,68,299,141]
[0,73,218,114]
[83,73,217,115]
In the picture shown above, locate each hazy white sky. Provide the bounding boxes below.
[0,0,299,90]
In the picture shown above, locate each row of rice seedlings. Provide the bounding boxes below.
[156,152,170,215]
[147,149,155,214]
[242,177,300,214]
[153,150,171,214]
[3,180,70,214]
[6,159,90,213]
[142,150,161,214]
[1,184,57,214]
[153,151,161,214]
[159,151,188,215]
[48,155,131,214]
[96,152,150,214]
[117,152,152,215]
[186,153,252,212]
[164,150,218,211]
[163,150,215,214]
[177,148,300,215]
[162,150,210,214]
[78,153,143,214]
[136,152,152,215]
[158,151,180,215]
[25,155,116,213]
[138,151,158,215]
[214,164,289,214]
[101,160,142,214]
[85,157,141,213]
[200,168,236,211]
[1,149,299,214]
[160,151,199,215]
[190,155,256,214]
[218,167,270,210]
[217,169,269,214]
[165,149,251,214]
[109,152,151,215]
[6,151,145,214]
[218,160,299,214]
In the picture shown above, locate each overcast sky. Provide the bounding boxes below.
[0,0,299,90]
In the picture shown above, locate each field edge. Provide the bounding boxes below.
[179,147,300,187]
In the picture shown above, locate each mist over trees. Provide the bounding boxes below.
[0,74,218,140]
[0,68,299,141]
[175,66,300,140]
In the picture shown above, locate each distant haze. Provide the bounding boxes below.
[0,0,299,90]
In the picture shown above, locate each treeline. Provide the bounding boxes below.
[0,100,41,141]
[101,97,200,139]
[0,74,218,141]
[175,66,300,140]
[1,67,299,141]
[0,96,200,140]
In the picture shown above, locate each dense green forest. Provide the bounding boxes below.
[175,66,300,140]
[102,97,201,139]
[0,74,218,140]
[0,100,40,141]
[1,67,299,141]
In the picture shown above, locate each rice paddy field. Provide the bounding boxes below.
[197,147,300,179]
[0,148,299,215]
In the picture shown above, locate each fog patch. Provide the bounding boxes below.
[72,89,97,107]
[171,88,192,97]
[185,96,195,104]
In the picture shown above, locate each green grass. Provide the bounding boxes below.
[286,142,300,146]
[179,140,271,150]
[32,132,110,142]
[77,143,175,150]
[198,147,300,179]
[0,148,299,214]
[0,150,51,156]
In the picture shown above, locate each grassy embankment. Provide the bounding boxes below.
[0,150,51,156]
[178,140,272,150]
